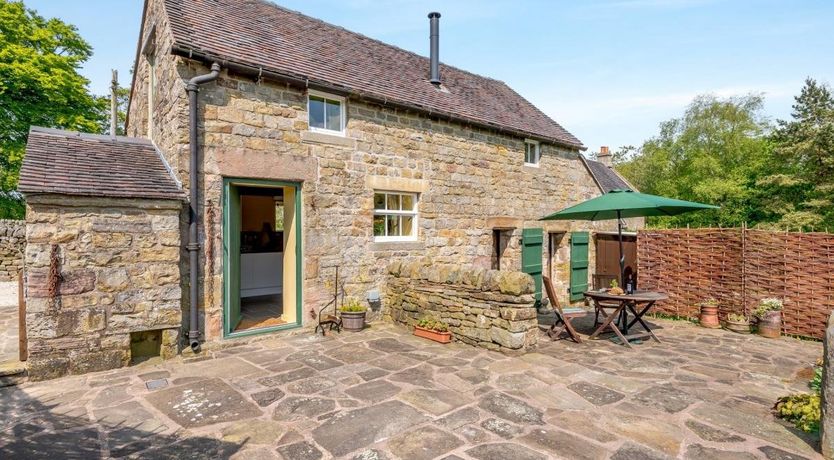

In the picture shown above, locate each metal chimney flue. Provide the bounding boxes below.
[428,12,441,85]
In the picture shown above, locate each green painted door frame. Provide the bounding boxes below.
[222,177,303,338]
[521,228,543,307]
[569,231,589,302]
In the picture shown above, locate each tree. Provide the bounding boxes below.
[615,94,772,228]
[0,0,107,218]
[763,78,834,230]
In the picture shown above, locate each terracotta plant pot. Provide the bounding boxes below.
[340,311,366,332]
[699,305,721,328]
[414,326,452,344]
[723,318,751,334]
[756,311,782,338]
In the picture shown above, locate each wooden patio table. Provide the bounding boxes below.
[585,290,668,348]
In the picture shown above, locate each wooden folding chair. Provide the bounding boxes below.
[543,275,589,343]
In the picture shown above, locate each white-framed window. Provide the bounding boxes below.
[373,191,418,241]
[307,90,345,135]
[524,139,541,166]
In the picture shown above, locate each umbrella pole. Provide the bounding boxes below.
[617,210,625,287]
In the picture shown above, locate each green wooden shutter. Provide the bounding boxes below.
[569,231,589,302]
[521,228,543,306]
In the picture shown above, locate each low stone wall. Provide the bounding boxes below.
[822,311,834,458]
[24,195,183,380]
[0,219,24,281]
[384,259,538,353]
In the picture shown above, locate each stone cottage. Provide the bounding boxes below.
[19,0,636,378]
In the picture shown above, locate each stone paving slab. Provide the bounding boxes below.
[0,317,824,459]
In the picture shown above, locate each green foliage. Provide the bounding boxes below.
[774,393,820,433]
[339,297,366,312]
[810,366,822,393]
[417,317,449,333]
[0,1,109,218]
[615,79,834,231]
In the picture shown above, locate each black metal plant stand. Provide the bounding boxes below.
[315,266,342,335]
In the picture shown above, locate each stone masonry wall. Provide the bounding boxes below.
[0,219,24,281]
[24,195,182,380]
[385,259,538,353]
[126,0,625,343]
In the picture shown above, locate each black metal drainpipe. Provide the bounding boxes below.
[186,62,221,352]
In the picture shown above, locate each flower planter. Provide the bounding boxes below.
[723,318,751,334]
[756,311,782,338]
[414,326,451,344]
[341,311,366,332]
[699,304,721,328]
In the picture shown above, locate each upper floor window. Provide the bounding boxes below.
[524,140,541,166]
[373,191,418,242]
[308,91,345,135]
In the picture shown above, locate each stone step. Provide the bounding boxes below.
[0,360,27,387]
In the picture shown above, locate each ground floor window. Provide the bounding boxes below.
[373,191,418,241]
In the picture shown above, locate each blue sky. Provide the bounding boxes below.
[26,0,834,153]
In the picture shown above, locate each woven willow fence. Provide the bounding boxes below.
[637,228,834,339]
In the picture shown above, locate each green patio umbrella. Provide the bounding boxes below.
[540,189,718,289]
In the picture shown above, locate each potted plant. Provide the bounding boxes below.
[608,279,624,296]
[340,297,367,332]
[753,298,783,338]
[698,298,720,329]
[723,313,751,334]
[414,317,452,344]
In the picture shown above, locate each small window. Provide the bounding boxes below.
[524,140,541,166]
[308,91,345,134]
[373,191,418,241]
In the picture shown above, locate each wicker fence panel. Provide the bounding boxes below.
[637,228,834,339]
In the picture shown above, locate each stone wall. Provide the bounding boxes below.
[385,259,538,353]
[24,195,182,380]
[0,219,24,281]
[126,0,625,343]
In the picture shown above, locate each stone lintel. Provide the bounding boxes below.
[486,217,521,230]
[366,175,427,194]
[214,150,316,183]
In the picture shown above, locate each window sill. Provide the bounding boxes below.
[523,163,541,169]
[371,240,425,251]
[301,130,356,148]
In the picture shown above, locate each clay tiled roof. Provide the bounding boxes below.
[19,127,183,200]
[580,156,634,193]
[162,0,584,149]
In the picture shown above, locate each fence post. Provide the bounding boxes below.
[741,223,746,317]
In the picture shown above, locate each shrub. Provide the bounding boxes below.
[340,297,367,312]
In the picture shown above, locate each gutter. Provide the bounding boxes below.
[170,45,585,152]
[186,62,221,352]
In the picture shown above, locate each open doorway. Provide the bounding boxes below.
[224,179,301,336]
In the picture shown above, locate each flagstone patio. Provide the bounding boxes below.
[0,316,823,459]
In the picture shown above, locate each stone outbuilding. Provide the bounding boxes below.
[18,127,184,380]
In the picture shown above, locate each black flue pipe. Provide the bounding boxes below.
[186,62,220,352]
[428,12,441,85]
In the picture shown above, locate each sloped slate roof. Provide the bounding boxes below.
[581,156,634,193]
[19,127,183,200]
[161,0,583,149]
